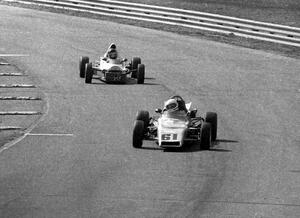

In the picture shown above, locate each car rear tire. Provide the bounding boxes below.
[79,56,89,78]
[85,63,93,84]
[133,120,144,148]
[205,112,217,141]
[200,122,211,150]
[137,64,145,84]
[136,110,149,132]
[131,57,141,78]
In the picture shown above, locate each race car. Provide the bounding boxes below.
[132,96,217,150]
[79,56,145,84]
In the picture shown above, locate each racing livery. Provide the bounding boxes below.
[132,96,217,150]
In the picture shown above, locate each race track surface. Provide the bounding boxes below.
[0,5,299,218]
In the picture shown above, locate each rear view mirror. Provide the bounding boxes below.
[122,58,128,62]
[155,108,162,114]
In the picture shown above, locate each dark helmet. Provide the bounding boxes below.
[109,43,116,49]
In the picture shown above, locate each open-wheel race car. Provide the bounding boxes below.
[79,56,145,84]
[132,96,217,150]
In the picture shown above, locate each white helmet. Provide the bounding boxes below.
[164,99,178,112]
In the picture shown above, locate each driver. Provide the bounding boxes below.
[163,99,179,113]
[163,98,187,116]
[104,43,118,59]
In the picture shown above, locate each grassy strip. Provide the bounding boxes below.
[122,0,300,27]
[0,130,23,148]
[0,1,299,58]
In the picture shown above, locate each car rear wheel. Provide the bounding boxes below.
[85,63,93,84]
[133,120,144,148]
[200,122,211,150]
[205,112,217,141]
[131,57,141,78]
[137,64,145,84]
[79,56,89,78]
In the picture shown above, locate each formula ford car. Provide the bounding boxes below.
[132,96,217,150]
[79,56,145,84]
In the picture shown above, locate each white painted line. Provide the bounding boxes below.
[0,54,29,57]
[0,73,25,76]
[0,62,10,65]
[0,126,22,130]
[26,133,74,136]
[0,111,42,115]
[0,96,42,100]
[0,84,36,88]
[0,92,50,154]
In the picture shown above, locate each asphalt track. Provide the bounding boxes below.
[0,5,299,218]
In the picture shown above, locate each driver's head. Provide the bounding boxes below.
[108,49,117,59]
[164,99,178,112]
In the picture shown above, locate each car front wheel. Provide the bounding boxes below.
[85,63,93,84]
[137,64,145,84]
[79,56,89,78]
[131,57,141,78]
[133,120,144,148]
[205,112,217,141]
[200,122,211,150]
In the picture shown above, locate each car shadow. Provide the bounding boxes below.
[140,146,164,151]
[162,138,238,153]
[87,77,159,85]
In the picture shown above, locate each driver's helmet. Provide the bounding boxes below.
[108,49,118,59]
[109,43,116,49]
[164,99,179,112]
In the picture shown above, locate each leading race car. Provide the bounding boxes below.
[79,56,145,84]
[132,96,217,150]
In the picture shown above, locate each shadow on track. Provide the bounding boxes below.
[157,138,238,153]
[87,77,159,85]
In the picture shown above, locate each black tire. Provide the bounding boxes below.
[131,57,141,78]
[205,112,217,141]
[79,56,89,78]
[137,64,145,84]
[136,110,149,130]
[85,63,93,84]
[200,122,211,150]
[133,120,144,148]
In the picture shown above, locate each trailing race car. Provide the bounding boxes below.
[79,56,145,84]
[132,96,217,150]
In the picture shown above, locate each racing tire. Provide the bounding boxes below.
[137,64,145,84]
[85,63,93,84]
[200,122,211,150]
[136,110,149,132]
[133,120,144,148]
[79,56,89,78]
[205,112,217,141]
[131,57,141,78]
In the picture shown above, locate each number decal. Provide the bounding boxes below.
[161,134,177,140]
[172,134,177,140]
[161,134,171,140]
[113,76,121,81]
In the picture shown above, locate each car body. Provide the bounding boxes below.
[133,96,217,150]
[79,56,145,84]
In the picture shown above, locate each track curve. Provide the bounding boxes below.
[0,5,299,218]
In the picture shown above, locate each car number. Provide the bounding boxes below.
[113,76,121,81]
[161,133,178,140]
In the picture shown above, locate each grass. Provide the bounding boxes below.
[0,130,23,148]
[123,0,300,27]
[0,1,299,59]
